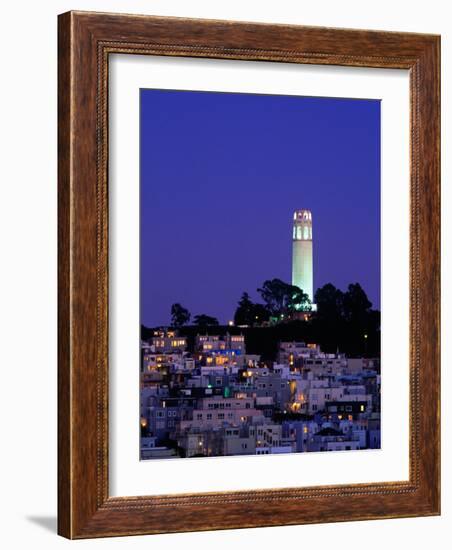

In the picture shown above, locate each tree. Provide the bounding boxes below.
[314,283,344,322]
[234,292,270,326]
[257,278,291,315]
[234,292,254,326]
[287,286,311,312]
[170,303,191,327]
[343,283,372,324]
[193,314,219,327]
[257,278,311,316]
[252,303,271,324]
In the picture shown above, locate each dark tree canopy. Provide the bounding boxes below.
[311,282,379,356]
[257,278,311,316]
[193,314,219,327]
[141,280,380,358]
[314,283,345,322]
[234,292,270,326]
[343,282,373,323]
[170,303,191,327]
[234,292,254,326]
[257,278,288,315]
[252,303,272,324]
[288,286,311,312]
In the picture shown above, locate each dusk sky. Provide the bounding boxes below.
[140,89,380,327]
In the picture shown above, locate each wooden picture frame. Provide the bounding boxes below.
[58,11,440,539]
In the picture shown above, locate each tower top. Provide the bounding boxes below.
[293,209,312,221]
[293,210,312,241]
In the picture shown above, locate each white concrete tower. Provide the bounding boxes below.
[292,209,313,302]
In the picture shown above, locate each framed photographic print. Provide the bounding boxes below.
[58,11,440,538]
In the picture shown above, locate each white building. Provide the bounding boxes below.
[292,209,313,302]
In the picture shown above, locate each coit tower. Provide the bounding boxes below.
[292,209,313,302]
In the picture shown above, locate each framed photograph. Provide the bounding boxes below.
[58,11,440,538]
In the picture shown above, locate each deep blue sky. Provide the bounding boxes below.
[140,89,380,327]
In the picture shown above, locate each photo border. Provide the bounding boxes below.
[109,56,409,496]
[58,11,440,538]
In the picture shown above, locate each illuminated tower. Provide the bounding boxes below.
[292,209,313,303]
